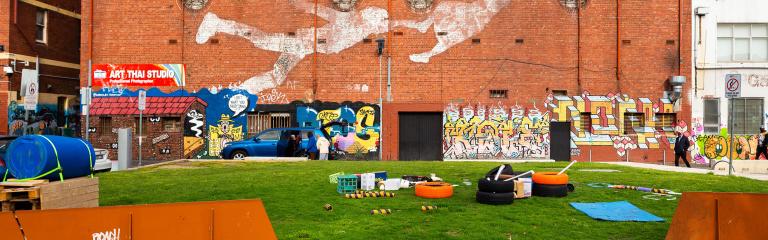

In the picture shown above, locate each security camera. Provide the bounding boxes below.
[3,66,13,77]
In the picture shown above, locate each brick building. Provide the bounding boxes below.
[1,0,81,136]
[81,0,692,162]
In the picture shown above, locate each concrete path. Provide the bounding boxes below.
[603,162,768,181]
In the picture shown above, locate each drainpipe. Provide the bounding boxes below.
[616,0,621,92]
[576,0,582,94]
[678,0,683,76]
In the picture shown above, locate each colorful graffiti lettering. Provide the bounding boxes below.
[548,92,679,158]
[296,103,380,159]
[443,102,550,159]
[694,133,765,161]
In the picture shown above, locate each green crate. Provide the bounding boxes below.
[336,174,358,194]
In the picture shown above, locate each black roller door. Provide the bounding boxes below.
[549,121,571,161]
[399,112,442,161]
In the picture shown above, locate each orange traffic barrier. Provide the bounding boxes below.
[0,199,276,240]
[415,182,454,199]
[532,172,569,185]
[666,192,768,240]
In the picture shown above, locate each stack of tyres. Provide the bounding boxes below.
[532,172,571,197]
[476,164,516,205]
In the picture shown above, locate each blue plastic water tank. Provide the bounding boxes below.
[6,135,95,180]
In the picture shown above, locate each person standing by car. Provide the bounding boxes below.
[306,132,318,160]
[284,134,297,157]
[755,128,768,160]
[674,132,691,168]
[292,134,304,157]
[317,136,330,160]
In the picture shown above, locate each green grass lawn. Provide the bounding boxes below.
[97,161,768,240]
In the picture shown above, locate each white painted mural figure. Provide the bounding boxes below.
[196,0,389,94]
[393,0,512,63]
[195,0,513,93]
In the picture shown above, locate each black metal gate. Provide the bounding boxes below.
[549,121,571,161]
[398,112,442,161]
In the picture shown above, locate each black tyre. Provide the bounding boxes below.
[476,191,515,205]
[485,164,514,178]
[477,178,516,193]
[230,150,248,160]
[532,183,568,197]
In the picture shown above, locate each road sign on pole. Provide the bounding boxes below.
[138,90,147,111]
[138,90,146,166]
[724,74,741,176]
[725,74,741,99]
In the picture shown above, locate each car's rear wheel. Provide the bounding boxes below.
[231,150,247,160]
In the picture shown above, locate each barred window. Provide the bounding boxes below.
[99,117,112,135]
[704,99,720,133]
[730,98,764,134]
[624,113,645,134]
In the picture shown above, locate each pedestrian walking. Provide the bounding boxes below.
[674,132,691,168]
[306,131,318,160]
[317,136,331,160]
[755,128,768,160]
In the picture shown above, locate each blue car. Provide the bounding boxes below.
[221,128,330,159]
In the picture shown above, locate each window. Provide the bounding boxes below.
[580,112,591,134]
[247,112,291,137]
[489,90,508,99]
[718,23,768,62]
[655,113,677,130]
[256,130,280,141]
[553,90,568,97]
[729,98,764,134]
[35,10,47,43]
[704,99,720,133]
[162,117,181,132]
[624,113,645,134]
[99,117,112,135]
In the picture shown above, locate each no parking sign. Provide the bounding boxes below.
[725,74,741,99]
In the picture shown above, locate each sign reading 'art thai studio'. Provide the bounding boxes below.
[92,64,186,87]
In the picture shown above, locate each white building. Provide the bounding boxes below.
[692,0,768,161]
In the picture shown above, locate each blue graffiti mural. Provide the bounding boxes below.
[296,103,381,159]
[91,87,258,158]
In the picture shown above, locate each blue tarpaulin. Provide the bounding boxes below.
[570,201,664,222]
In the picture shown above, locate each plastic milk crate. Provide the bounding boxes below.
[337,174,359,194]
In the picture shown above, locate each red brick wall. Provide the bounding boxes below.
[2,0,81,135]
[82,0,691,161]
[87,102,206,163]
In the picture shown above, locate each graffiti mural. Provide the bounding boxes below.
[7,99,79,136]
[296,102,380,160]
[443,102,551,159]
[196,0,389,94]
[92,87,258,159]
[195,0,514,93]
[693,132,765,161]
[547,92,682,158]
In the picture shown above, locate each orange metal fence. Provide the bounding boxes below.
[0,199,276,240]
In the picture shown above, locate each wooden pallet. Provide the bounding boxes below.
[1,199,40,212]
[0,177,98,212]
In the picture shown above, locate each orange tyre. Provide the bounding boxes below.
[415,182,454,199]
[532,172,569,185]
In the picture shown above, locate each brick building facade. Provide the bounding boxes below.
[1,0,81,136]
[81,0,692,162]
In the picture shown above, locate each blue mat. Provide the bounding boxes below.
[570,201,664,222]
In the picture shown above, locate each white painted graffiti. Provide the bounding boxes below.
[393,0,512,63]
[92,228,120,240]
[195,0,514,93]
[196,0,388,94]
[187,110,204,138]
[748,74,768,87]
[152,133,170,145]
[258,88,289,104]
